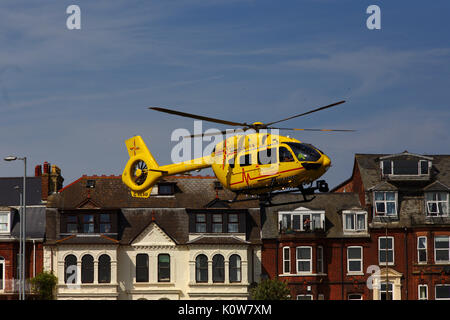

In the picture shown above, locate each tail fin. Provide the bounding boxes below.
[122,136,165,197]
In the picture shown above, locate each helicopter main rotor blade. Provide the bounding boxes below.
[272,127,355,132]
[183,129,251,139]
[264,100,346,127]
[149,107,249,127]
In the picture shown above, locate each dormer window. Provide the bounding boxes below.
[0,212,10,233]
[425,192,449,216]
[381,159,431,177]
[279,209,325,233]
[374,191,397,217]
[157,183,175,195]
[343,211,367,232]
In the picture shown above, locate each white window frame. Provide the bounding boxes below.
[435,284,450,300]
[381,160,393,175]
[343,210,367,232]
[378,236,395,265]
[379,282,394,300]
[296,294,313,300]
[283,247,290,274]
[317,246,324,274]
[348,293,363,300]
[418,284,428,300]
[296,246,312,274]
[279,209,325,232]
[347,246,363,274]
[425,192,449,217]
[417,236,427,264]
[374,191,398,217]
[0,211,11,234]
[419,160,430,175]
[0,256,5,291]
[434,235,450,264]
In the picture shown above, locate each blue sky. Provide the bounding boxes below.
[0,0,449,189]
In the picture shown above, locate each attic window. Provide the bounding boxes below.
[381,159,430,176]
[158,183,175,195]
[86,180,96,188]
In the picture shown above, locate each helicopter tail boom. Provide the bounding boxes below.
[122,136,212,197]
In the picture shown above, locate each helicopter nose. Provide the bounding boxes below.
[322,155,331,169]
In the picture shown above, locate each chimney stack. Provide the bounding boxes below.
[40,162,64,201]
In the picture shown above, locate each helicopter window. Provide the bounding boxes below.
[258,148,276,165]
[279,147,295,162]
[285,142,321,162]
[228,158,235,169]
[239,154,251,167]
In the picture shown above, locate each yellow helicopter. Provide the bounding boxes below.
[122,100,353,205]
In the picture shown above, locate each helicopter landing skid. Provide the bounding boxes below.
[226,180,329,207]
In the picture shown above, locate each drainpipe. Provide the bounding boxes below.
[275,239,279,279]
[33,240,36,278]
[404,227,408,300]
[341,238,344,300]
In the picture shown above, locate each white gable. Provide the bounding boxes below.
[131,222,176,247]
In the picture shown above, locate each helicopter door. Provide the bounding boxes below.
[278,145,299,175]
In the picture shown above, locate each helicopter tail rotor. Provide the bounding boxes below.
[122,136,163,196]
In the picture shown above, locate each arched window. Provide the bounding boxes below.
[98,254,111,284]
[158,254,170,282]
[229,254,241,282]
[195,254,208,283]
[212,254,225,283]
[64,254,77,284]
[81,255,94,283]
[0,256,5,290]
[136,254,149,282]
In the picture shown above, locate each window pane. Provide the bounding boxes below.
[436,286,450,299]
[436,250,449,261]
[375,192,384,201]
[376,203,385,214]
[348,247,361,259]
[297,248,311,259]
[382,161,392,174]
[435,236,449,248]
[196,255,208,282]
[212,224,222,233]
[196,223,206,233]
[158,254,170,282]
[279,147,294,162]
[386,202,396,215]
[419,286,427,299]
[100,214,110,222]
[197,214,206,222]
[293,215,301,230]
[81,255,94,284]
[212,255,225,282]
[385,192,395,201]
[312,214,321,229]
[420,161,428,174]
[100,223,111,233]
[229,255,241,282]
[349,261,361,272]
[98,255,111,284]
[229,214,238,222]
[136,254,149,282]
[213,214,222,222]
[345,214,354,229]
[298,261,310,272]
[282,214,291,229]
[418,250,427,262]
[418,237,426,248]
[297,295,312,300]
[357,214,365,230]
[228,223,238,233]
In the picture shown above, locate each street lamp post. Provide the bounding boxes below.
[4,156,26,300]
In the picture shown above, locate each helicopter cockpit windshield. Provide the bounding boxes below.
[285,142,321,162]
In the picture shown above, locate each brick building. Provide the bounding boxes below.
[0,162,63,299]
[261,151,450,300]
[44,174,262,300]
[333,152,450,300]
